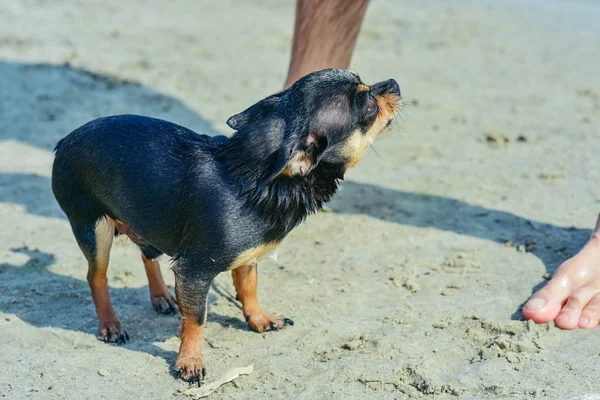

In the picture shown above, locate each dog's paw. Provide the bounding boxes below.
[98,321,129,345]
[151,293,178,315]
[175,356,207,386]
[246,313,294,333]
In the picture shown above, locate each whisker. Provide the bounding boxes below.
[369,142,386,161]
[393,111,407,125]
[399,105,412,115]
[387,113,405,134]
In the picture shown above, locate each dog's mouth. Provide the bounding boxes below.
[383,93,402,113]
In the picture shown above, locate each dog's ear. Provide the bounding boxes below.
[261,130,328,184]
[226,92,282,131]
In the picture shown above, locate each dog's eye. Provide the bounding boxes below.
[366,94,378,117]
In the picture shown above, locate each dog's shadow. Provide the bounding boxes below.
[0,60,223,152]
[0,59,223,220]
[330,182,592,318]
[0,246,247,367]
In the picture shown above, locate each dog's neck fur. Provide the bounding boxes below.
[217,130,345,238]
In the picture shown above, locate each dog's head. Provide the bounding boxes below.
[227,69,401,183]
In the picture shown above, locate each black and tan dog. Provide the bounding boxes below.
[51,69,401,384]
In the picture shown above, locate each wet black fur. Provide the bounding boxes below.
[51,69,400,324]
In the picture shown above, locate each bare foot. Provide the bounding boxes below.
[523,218,600,329]
[245,313,294,333]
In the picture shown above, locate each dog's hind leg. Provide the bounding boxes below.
[71,217,128,344]
[142,254,178,315]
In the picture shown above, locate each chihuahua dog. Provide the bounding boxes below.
[52,69,401,384]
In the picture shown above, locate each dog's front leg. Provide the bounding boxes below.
[232,264,294,332]
[173,262,215,386]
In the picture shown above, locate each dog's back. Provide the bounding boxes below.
[52,114,226,256]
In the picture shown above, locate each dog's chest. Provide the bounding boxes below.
[227,242,280,270]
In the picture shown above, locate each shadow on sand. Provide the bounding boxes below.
[329,182,591,318]
[0,246,248,374]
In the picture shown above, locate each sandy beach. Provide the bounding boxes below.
[1,0,599,398]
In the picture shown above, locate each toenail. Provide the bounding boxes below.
[579,317,591,327]
[525,297,546,311]
[557,313,572,325]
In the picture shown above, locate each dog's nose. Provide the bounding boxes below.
[386,79,401,96]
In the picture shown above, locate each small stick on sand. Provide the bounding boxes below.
[183,363,255,398]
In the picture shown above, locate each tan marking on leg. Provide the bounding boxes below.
[143,254,177,313]
[232,264,292,332]
[178,312,206,360]
[348,69,359,77]
[87,217,125,342]
[228,242,280,271]
[143,254,168,296]
[232,265,263,319]
[174,283,207,382]
[175,313,207,381]
[94,217,114,269]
